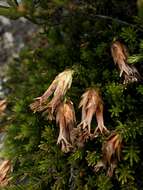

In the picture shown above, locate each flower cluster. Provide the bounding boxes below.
[30,41,142,176]
[30,70,110,152]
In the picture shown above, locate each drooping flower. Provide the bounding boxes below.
[78,88,108,135]
[56,99,76,153]
[0,160,11,186]
[30,69,74,120]
[111,41,141,84]
[95,132,122,176]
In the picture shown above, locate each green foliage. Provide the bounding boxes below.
[86,151,99,167]
[0,0,143,189]
[105,83,125,117]
[123,145,140,166]
[120,27,137,52]
[137,0,143,18]
[116,165,135,185]
[95,174,113,190]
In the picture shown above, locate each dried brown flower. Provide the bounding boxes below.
[0,160,11,186]
[78,88,108,135]
[70,127,90,148]
[0,99,7,116]
[56,100,76,153]
[30,69,74,120]
[111,41,141,84]
[95,132,122,177]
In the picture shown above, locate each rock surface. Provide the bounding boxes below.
[0,16,37,67]
[0,15,37,97]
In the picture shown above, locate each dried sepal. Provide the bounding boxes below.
[95,132,122,177]
[56,99,76,153]
[78,88,108,136]
[0,160,11,186]
[111,41,141,84]
[30,69,74,120]
[94,103,109,136]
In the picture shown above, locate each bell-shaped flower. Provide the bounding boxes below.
[56,99,76,153]
[78,88,108,135]
[111,41,141,84]
[30,69,74,120]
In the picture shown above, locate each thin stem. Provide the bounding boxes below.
[93,14,134,27]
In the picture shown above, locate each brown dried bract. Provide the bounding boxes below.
[111,41,141,84]
[95,132,122,177]
[78,88,108,136]
[0,99,7,116]
[56,100,76,153]
[70,127,90,148]
[0,160,11,186]
[30,69,74,120]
